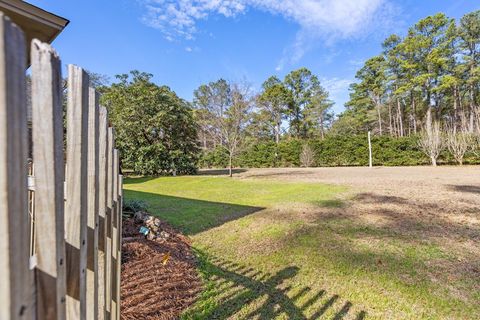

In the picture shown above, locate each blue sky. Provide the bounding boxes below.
[30,0,479,114]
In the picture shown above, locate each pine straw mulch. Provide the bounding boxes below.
[121,217,202,320]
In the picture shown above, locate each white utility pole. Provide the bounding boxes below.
[368,131,373,168]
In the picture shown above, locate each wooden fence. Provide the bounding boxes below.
[0,13,123,319]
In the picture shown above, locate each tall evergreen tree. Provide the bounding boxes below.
[257,76,292,144]
[284,68,319,138]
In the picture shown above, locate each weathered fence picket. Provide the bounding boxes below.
[1,12,123,320]
[105,127,115,318]
[86,88,100,320]
[117,174,123,317]
[111,149,120,319]
[97,106,109,320]
[0,12,34,320]
[31,39,66,320]
[65,65,89,319]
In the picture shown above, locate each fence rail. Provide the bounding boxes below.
[0,12,123,320]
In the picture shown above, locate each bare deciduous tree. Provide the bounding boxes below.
[418,121,444,166]
[445,119,470,165]
[222,83,252,177]
[193,80,252,176]
[300,144,315,167]
[472,108,480,156]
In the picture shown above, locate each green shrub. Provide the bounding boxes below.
[123,199,149,213]
[199,146,229,168]
[197,134,480,169]
[369,135,428,166]
[312,135,368,166]
[238,142,277,167]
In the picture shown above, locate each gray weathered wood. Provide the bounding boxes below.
[116,174,123,318]
[31,39,66,320]
[86,88,100,320]
[111,149,119,319]
[97,106,108,320]
[65,64,89,319]
[0,12,34,320]
[105,127,115,318]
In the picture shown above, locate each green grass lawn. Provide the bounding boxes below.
[124,175,479,320]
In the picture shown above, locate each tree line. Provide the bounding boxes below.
[335,11,480,138]
[192,68,333,175]
[94,10,480,175]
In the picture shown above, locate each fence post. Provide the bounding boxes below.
[31,39,67,319]
[86,88,100,319]
[97,107,108,319]
[65,65,89,319]
[111,149,119,319]
[117,174,123,317]
[0,12,34,320]
[105,127,115,318]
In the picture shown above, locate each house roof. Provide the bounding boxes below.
[0,0,69,53]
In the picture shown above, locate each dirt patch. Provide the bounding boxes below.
[121,218,201,320]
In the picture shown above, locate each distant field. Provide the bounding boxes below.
[124,166,480,319]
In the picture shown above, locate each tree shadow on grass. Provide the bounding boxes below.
[123,175,164,185]
[353,192,480,239]
[447,184,480,194]
[188,253,367,320]
[123,189,265,235]
[243,170,315,179]
[197,168,247,176]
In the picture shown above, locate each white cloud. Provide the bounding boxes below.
[185,46,193,52]
[140,0,247,40]
[140,0,397,40]
[139,0,400,69]
[321,77,351,96]
[320,77,352,111]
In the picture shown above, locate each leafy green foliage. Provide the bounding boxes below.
[193,80,253,176]
[199,146,230,168]
[340,11,480,138]
[122,198,149,213]
[199,135,480,168]
[99,71,199,175]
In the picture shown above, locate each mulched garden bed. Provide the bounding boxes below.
[121,216,202,320]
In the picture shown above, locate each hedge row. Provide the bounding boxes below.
[199,135,479,168]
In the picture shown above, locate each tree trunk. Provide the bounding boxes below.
[397,98,403,137]
[426,106,433,133]
[431,155,437,167]
[228,153,233,177]
[453,86,458,134]
[388,104,393,136]
[469,85,475,133]
[411,93,417,134]
[320,114,325,139]
[376,100,382,135]
[275,122,280,145]
[426,88,433,133]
